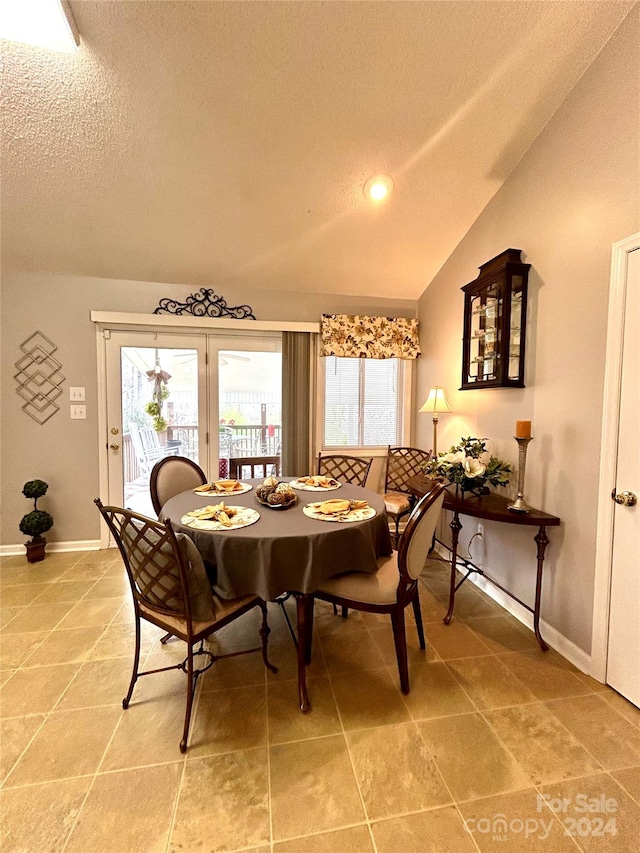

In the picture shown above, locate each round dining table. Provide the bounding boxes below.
[161,478,393,712]
[161,478,392,600]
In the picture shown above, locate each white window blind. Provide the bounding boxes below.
[324,357,402,446]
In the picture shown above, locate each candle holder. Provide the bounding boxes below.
[508,436,533,513]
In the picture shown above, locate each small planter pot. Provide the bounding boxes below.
[25,537,46,563]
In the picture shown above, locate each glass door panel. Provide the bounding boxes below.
[105,331,207,516]
[213,341,282,480]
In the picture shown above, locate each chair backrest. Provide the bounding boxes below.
[317,454,373,486]
[150,455,207,516]
[229,456,280,479]
[95,499,215,627]
[139,427,162,456]
[397,482,447,581]
[385,446,432,495]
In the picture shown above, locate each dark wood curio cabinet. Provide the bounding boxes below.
[460,249,530,390]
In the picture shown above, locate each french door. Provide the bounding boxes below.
[102,328,281,520]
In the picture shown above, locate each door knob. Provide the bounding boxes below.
[611,490,637,507]
[109,443,120,451]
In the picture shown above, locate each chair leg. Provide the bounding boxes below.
[259,600,278,674]
[180,646,195,753]
[341,606,348,619]
[122,614,142,709]
[304,596,314,665]
[390,608,410,694]
[412,594,426,650]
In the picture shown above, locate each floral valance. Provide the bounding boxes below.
[320,314,421,360]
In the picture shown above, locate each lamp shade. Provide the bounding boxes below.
[419,386,453,414]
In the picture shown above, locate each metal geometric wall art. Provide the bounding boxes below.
[153,288,256,320]
[14,331,65,424]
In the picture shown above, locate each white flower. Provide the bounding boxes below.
[441,451,465,465]
[463,457,486,479]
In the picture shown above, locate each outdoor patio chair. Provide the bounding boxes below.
[95,500,277,752]
[128,422,181,478]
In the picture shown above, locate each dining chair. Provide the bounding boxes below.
[383,446,432,545]
[304,482,446,694]
[228,456,281,480]
[95,500,277,752]
[150,455,207,516]
[317,454,372,486]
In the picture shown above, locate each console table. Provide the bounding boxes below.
[407,474,561,650]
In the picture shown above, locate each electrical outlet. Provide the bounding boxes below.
[477,523,484,537]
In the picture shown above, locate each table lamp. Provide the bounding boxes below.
[419,386,453,457]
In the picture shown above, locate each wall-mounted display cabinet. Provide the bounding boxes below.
[460,248,530,390]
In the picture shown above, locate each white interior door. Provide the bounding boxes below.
[104,330,207,516]
[606,246,640,707]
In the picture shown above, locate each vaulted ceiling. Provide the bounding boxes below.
[2,1,634,298]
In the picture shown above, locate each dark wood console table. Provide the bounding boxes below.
[407,474,561,650]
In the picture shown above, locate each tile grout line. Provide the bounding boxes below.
[318,627,378,850]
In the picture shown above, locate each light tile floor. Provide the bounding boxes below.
[1,550,639,852]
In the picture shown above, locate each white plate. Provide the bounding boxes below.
[290,478,342,491]
[193,482,252,497]
[180,506,260,531]
[303,503,376,523]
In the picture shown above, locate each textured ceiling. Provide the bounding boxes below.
[1,1,634,298]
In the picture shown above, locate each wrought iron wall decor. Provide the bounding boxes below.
[14,331,65,424]
[153,288,255,320]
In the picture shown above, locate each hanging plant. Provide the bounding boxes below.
[145,362,171,432]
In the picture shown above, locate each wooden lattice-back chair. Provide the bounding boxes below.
[304,482,447,695]
[95,500,276,752]
[150,455,207,517]
[384,446,432,544]
[317,454,372,487]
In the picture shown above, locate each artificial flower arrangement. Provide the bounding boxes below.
[422,437,512,496]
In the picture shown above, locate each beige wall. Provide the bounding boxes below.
[415,10,639,655]
[1,273,415,546]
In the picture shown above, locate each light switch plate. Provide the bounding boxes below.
[69,387,85,401]
[70,405,86,419]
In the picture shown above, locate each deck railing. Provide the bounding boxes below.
[124,423,281,483]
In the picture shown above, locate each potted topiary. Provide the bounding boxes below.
[20,480,54,563]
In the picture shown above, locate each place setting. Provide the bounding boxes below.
[180,502,260,531]
[193,479,252,496]
[289,475,342,491]
[302,498,375,523]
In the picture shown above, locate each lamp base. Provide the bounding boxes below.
[507,497,531,513]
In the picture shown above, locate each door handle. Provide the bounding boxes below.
[109,443,120,451]
[611,490,637,507]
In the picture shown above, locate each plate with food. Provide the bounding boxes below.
[302,499,375,523]
[193,480,252,496]
[180,503,260,531]
[289,475,341,491]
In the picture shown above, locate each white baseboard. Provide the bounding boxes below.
[0,540,102,557]
[432,544,596,679]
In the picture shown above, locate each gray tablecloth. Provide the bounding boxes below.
[161,479,392,600]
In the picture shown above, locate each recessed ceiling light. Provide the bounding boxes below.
[0,0,79,54]
[364,174,394,203]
